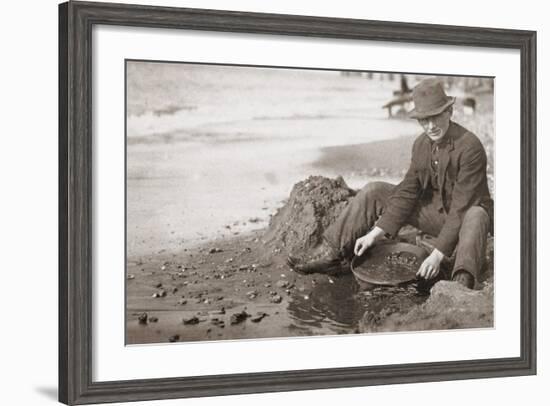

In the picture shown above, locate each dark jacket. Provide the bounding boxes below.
[376,121,493,257]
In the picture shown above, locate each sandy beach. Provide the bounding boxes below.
[126,62,495,344]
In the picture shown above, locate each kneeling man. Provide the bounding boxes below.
[288,78,493,289]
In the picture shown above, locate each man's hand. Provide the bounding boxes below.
[417,249,445,279]
[354,226,385,257]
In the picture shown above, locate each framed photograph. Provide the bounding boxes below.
[59,1,536,404]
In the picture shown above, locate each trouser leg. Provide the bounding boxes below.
[324,181,394,258]
[452,206,490,281]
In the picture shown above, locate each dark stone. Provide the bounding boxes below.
[138,313,148,324]
[230,311,250,325]
[250,312,267,323]
[183,316,200,325]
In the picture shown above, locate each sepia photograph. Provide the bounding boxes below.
[125,60,495,345]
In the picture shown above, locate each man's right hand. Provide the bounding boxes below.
[354,226,385,256]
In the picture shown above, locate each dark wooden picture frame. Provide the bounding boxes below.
[59,1,537,404]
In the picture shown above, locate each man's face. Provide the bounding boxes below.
[417,108,452,142]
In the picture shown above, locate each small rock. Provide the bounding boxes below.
[155,283,163,288]
[209,248,223,254]
[168,335,180,343]
[270,294,283,304]
[211,318,225,328]
[183,316,200,325]
[149,317,159,323]
[276,280,289,289]
[138,313,148,324]
[177,299,187,305]
[247,290,258,299]
[152,290,167,298]
[127,274,135,280]
[230,311,250,325]
[250,312,268,323]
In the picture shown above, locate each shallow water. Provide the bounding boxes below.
[287,274,430,334]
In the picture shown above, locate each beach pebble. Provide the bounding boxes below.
[276,280,289,289]
[230,311,250,325]
[246,290,258,299]
[152,290,167,298]
[270,295,283,304]
[155,283,163,288]
[250,312,268,323]
[209,248,223,254]
[183,316,200,325]
[149,317,159,323]
[168,335,180,343]
[209,307,226,316]
[211,319,225,328]
[127,274,135,280]
[138,313,148,324]
[177,299,187,305]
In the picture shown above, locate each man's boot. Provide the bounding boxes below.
[286,240,344,275]
[452,270,475,289]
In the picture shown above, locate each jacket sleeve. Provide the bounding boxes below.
[375,142,420,237]
[433,141,488,256]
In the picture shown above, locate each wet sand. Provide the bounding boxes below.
[126,231,364,344]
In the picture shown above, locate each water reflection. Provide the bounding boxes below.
[287,274,430,334]
[288,274,364,332]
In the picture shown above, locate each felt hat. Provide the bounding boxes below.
[408,78,456,119]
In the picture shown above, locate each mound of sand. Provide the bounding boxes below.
[263,175,356,255]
